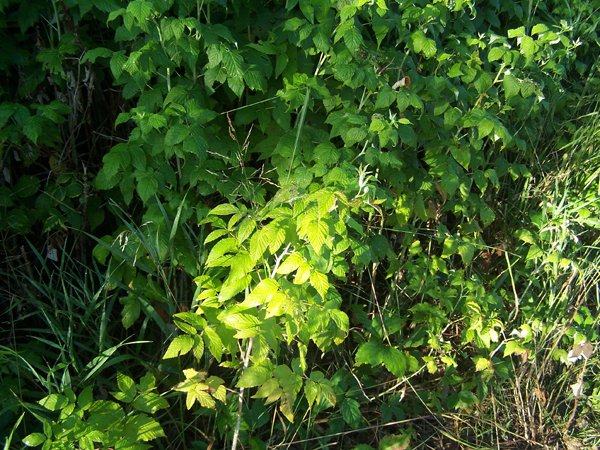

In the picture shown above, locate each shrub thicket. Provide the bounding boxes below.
[1,0,598,448]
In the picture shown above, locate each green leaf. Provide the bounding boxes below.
[277,252,304,275]
[219,273,251,302]
[458,242,475,264]
[14,175,40,198]
[304,379,319,408]
[309,270,329,299]
[488,46,506,62]
[205,237,238,267]
[243,278,280,308]
[222,47,244,78]
[23,433,46,447]
[355,341,385,367]
[250,225,274,261]
[519,36,537,61]
[479,203,496,226]
[253,378,281,402]
[165,124,189,146]
[137,172,158,203]
[147,113,167,130]
[508,26,525,38]
[294,262,311,284]
[383,347,407,377]
[209,203,240,216]
[343,26,363,52]
[341,398,362,427]
[236,217,256,244]
[125,414,165,441]
[133,392,169,414]
[412,30,437,58]
[117,372,136,397]
[236,366,272,388]
[126,0,154,23]
[228,76,245,97]
[82,47,112,63]
[38,393,68,411]
[205,229,228,244]
[502,74,520,99]
[504,340,526,357]
[531,23,549,35]
[22,116,42,144]
[450,146,470,169]
[375,86,397,109]
[343,127,367,146]
[203,326,224,361]
[121,295,141,329]
[219,310,261,332]
[192,334,205,360]
[163,335,195,359]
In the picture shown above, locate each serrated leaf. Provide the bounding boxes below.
[503,74,520,99]
[237,366,272,388]
[294,262,311,284]
[253,378,281,402]
[474,357,492,372]
[383,347,407,377]
[205,237,237,267]
[341,398,362,427]
[458,242,475,264]
[163,335,195,359]
[531,23,549,35]
[203,327,223,361]
[126,0,153,23]
[192,334,205,360]
[299,213,330,253]
[304,379,319,408]
[23,433,46,447]
[117,372,136,396]
[479,203,496,226]
[412,30,437,58]
[219,311,261,331]
[250,225,271,261]
[450,146,470,169]
[343,127,367,146]
[209,203,240,216]
[508,26,525,38]
[236,217,256,244]
[243,278,280,308]
[120,295,141,329]
[137,172,158,203]
[126,414,165,441]
[147,113,167,130]
[355,341,385,367]
[228,76,245,97]
[219,273,251,302]
[519,35,537,60]
[277,252,304,275]
[488,46,505,62]
[38,393,68,411]
[205,229,228,244]
[375,85,397,109]
[133,392,169,414]
[165,124,189,146]
[222,48,244,78]
[343,26,363,52]
[82,47,112,63]
[310,270,329,299]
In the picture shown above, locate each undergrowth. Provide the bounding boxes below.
[0,0,598,448]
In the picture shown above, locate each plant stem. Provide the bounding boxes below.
[231,337,254,450]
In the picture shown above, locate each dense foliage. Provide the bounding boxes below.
[1,0,598,448]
